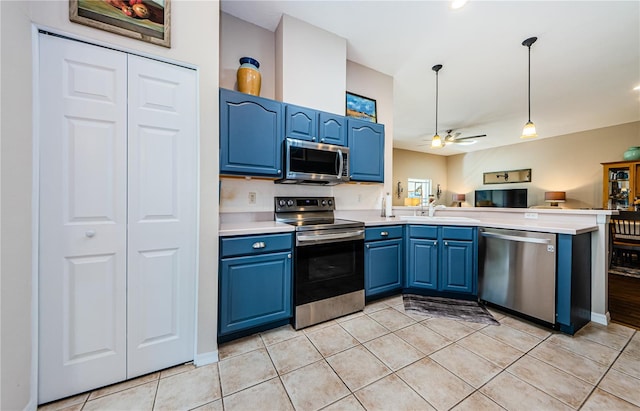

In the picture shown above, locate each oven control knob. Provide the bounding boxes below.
[279,199,286,207]
[321,200,327,206]
[287,199,294,207]
[328,199,333,206]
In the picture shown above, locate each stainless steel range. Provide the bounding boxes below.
[275,196,365,329]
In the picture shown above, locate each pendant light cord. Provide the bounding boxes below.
[435,69,439,134]
[527,43,531,122]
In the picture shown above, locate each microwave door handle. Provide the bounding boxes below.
[336,149,344,179]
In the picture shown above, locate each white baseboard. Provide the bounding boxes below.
[194,350,218,367]
[591,311,610,325]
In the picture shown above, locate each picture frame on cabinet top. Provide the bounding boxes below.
[69,0,171,48]
[346,92,377,123]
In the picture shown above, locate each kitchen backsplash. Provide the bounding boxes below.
[219,178,384,213]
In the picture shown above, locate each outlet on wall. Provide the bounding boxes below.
[524,212,538,219]
[248,192,256,204]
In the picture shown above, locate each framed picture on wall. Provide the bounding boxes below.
[69,0,171,48]
[346,92,377,123]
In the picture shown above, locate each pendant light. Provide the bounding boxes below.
[521,36,538,139]
[431,64,444,148]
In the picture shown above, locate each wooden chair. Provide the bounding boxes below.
[610,211,640,266]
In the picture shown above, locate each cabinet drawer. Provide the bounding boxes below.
[221,233,293,258]
[442,226,475,241]
[365,225,403,241]
[408,225,438,239]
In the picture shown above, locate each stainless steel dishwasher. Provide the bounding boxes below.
[479,228,557,324]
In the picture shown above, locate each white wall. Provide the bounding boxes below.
[446,121,640,209]
[276,14,346,114]
[333,61,394,210]
[220,12,275,99]
[0,1,220,409]
[220,16,394,213]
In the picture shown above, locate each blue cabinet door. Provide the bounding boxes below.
[365,238,403,297]
[220,89,283,177]
[219,251,292,335]
[319,112,347,146]
[348,119,385,182]
[440,240,474,294]
[407,238,438,289]
[285,104,318,142]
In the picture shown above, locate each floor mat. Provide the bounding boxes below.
[402,294,500,326]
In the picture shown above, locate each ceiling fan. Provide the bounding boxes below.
[419,130,487,148]
[442,130,487,146]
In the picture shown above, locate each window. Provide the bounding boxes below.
[408,178,432,206]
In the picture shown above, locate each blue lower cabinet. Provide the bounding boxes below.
[441,240,474,293]
[219,238,293,336]
[407,238,438,289]
[365,239,403,297]
[406,225,477,296]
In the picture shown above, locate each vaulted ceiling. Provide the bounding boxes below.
[221,1,640,155]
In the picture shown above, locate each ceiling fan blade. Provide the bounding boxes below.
[454,134,487,141]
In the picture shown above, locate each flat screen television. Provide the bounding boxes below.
[474,188,528,208]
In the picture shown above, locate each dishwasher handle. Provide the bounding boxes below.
[481,231,552,245]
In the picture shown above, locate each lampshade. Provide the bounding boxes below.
[544,191,566,206]
[431,134,443,148]
[521,121,537,139]
[453,193,466,202]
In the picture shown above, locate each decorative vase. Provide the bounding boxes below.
[623,146,640,161]
[237,57,261,96]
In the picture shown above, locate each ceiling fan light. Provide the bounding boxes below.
[431,134,443,148]
[521,121,537,138]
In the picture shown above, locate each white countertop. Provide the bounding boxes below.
[219,209,600,236]
[219,221,294,237]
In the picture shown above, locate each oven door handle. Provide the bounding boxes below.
[297,229,364,244]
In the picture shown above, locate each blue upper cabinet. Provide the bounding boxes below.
[285,105,348,146]
[285,104,318,142]
[348,119,385,182]
[220,89,283,177]
[318,112,347,146]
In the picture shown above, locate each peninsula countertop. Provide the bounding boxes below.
[219,207,611,237]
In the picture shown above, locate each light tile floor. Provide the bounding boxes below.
[39,294,640,411]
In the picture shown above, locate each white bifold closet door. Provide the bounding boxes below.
[38,33,197,404]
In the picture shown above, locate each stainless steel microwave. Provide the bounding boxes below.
[277,138,350,185]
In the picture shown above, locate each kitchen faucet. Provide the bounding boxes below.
[427,200,446,217]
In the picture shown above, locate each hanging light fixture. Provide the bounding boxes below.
[521,36,538,139]
[431,64,444,148]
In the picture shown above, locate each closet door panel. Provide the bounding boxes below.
[126,55,197,377]
[38,34,127,404]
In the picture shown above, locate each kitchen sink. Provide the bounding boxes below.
[399,215,481,223]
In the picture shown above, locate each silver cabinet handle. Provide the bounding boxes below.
[444,241,448,246]
[434,240,438,246]
[252,241,266,249]
[312,137,316,141]
[287,253,292,259]
[366,244,370,248]
[85,229,96,238]
[380,231,389,236]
